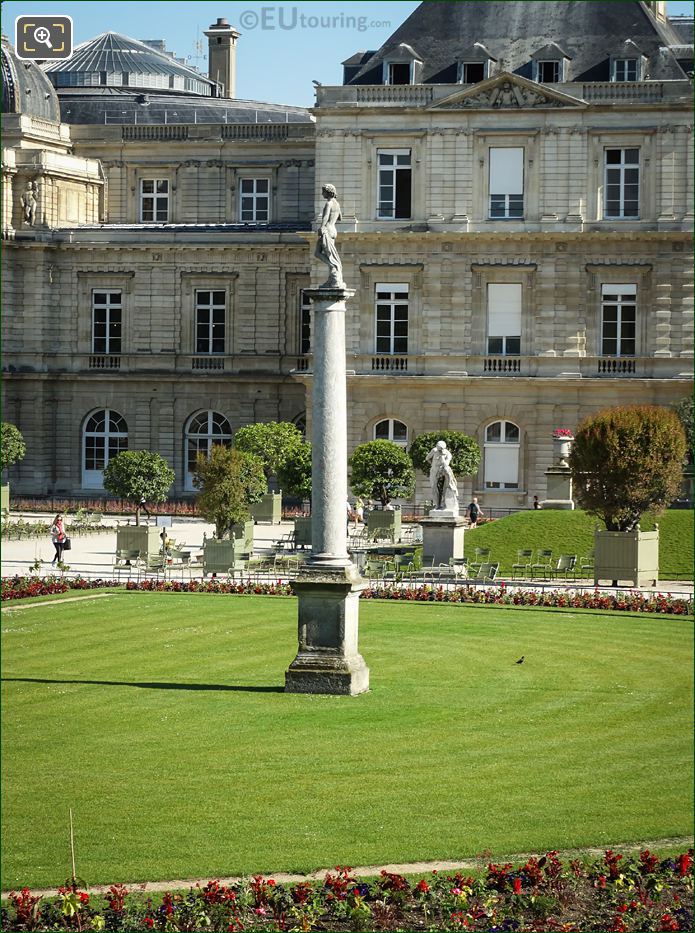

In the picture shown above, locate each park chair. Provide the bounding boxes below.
[112,549,142,579]
[468,546,491,577]
[511,549,534,579]
[472,561,499,583]
[142,554,167,578]
[366,559,386,584]
[437,557,468,584]
[167,548,191,575]
[579,551,594,577]
[551,554,577,581]
[226,557,250,581]
[530,549,554,579]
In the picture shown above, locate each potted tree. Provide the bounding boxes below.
[277,439,312,546]
[104,450,175,558]
[234,421,304,523]
[193,445,267,575]
[569,405,686,587]
[349,440,415,542]
[1,423,26,512]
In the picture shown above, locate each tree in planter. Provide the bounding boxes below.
[1,423,26,476]
[349,440,415,507]
[102,450,175,525]
[233,422,304,484]
[193,445,267,538]
[568,405,686,531]
[409,431,481,492]
[276,440,312,501]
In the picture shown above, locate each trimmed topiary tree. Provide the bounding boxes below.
[569,405,686,532]
[349,440,415,507]
[233,422,304,482]
[103,450,175,525]
[193,445,267,539]
[409,431,481,482]
[276,440,312,501]
[1,423,26,475]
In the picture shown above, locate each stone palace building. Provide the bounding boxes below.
[2,0,693,507]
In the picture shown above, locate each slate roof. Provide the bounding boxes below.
[1,36,61,121]
[345,0,690,84]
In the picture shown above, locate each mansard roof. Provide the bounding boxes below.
[1,36,61,121]
[345,1,689,84]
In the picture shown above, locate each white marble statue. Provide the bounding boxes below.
[425,440,459,515]
[314,183,344,288]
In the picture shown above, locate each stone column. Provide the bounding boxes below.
[285,287,369,696]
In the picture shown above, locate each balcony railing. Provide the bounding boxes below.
[484,356,521,375]
[371,356,408,372]
[191,356,225,371]
[89,355,121,370]
[597,357,636,376]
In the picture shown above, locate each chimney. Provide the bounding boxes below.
[203,17,240,98]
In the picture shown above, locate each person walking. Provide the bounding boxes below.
[139,495,151,522]
[533,495,541,510]
[465,496,483,528]
[50,513,66,565]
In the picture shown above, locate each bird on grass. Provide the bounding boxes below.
[515,656,525,664]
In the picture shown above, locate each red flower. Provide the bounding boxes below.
[513,877,522,895]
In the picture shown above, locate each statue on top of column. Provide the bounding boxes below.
[315,184,345,288]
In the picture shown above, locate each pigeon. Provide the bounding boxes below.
[515,656,525,664]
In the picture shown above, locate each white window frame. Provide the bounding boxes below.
[82,409,128,490]
[194,290,226,355]
[603,147,640,219]
[374,283,409,355]
[239,177,270,222]
[536,60,561,83]
[374,419,409,446]
[460,61,487,83]
[484,421,520,490]
[139,178,169,223]
[384,61,413,85]
[91,290,122,355]
[487,283,522,356]
[299,289,311,355]
[185,411,233,491]
[612,58,639,82]
[600,284,637,357]
[489,148,524,220]
[377,149,412,220]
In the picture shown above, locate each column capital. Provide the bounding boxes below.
[304,287,355,303]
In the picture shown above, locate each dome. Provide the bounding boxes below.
[44,32,218,97]
[1,35,61,121]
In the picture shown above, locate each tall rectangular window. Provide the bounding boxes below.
[604,148,640,218]
[489,148,524,219]
[601,284,636,356]
[195,290,226,354]
[487,283,521,355]
[375,283,409,354]
[377,150,412,219]
[239,178,270,221]
[613,59,638,81]
[140,179,169,222]
[386,62,411,85]
[537,60,560,83]
[299,289,311,354]
[92,291,122,354]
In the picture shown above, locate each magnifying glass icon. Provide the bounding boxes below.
[34,26,53,49]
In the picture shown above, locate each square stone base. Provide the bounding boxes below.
[285,563,369,696]
[419,516,466,565]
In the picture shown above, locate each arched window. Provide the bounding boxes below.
[484,421,520,489]
[374,419,408,446]
[82,409,128,489]
[185,410,232,490]
[292,411,307,439]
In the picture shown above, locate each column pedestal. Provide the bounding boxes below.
[542,467,575,510]
[420,516,466,565]
[285,287,369,696]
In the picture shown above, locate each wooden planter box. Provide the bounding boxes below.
[250,492,282,524]
[294,517,312,547]
[367,509,401,542]
[1,483,9,512]
[202,537,245,576]
[116,524,162,559]
[231,520,254,554]
[594,527,659,587]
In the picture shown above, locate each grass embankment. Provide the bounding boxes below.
[464,509,693,578]
[2,593,692,889]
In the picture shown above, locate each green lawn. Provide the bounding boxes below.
[2,594,692,889]
[465,508,694,578]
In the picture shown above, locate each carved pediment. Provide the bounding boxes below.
[430,72,586,110]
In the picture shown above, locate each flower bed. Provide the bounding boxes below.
[1,575,692,615]
[3,849,692,931]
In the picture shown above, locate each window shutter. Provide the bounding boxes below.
[484,446,519,485]
[489,148,524,195]
[488,284,522,336]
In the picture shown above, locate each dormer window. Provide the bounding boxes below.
[612,58,639,81]
[461,62,486,83]
[536,60,561,83]
[385,61,412,85]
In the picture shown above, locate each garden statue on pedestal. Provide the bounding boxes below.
[426,440,459,516]
[314,184,344,288]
